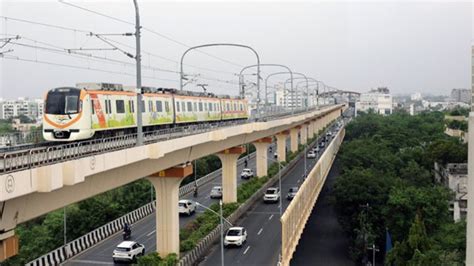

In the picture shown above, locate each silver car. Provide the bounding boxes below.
[210,186,223,199]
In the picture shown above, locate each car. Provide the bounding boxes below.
[112,241,145,263]
[274,152,278,159]
[178,199,196,216]
[319,141,325,148]
[326,131,332,137]
[210,186,222,199]
[263,187,280,203]
[224,227,247,247]
[306,150,316,159]
[312,146,320,153]
[241,168,254,179]
[287,187,299,200]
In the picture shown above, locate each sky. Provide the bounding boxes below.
[0,0,472,99]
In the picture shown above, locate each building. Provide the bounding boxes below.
[410,92,422,101]
[0,98,44,121]
[450,88,470,104]
[355,87,392,116]
[434,163,468,221]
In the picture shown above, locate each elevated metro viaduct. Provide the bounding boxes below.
[0,104,345,260]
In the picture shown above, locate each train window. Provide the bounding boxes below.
[240,103,243,111]
[130,100,135,113]
[199,102,203,112]
[209,103,213,111]
[116,100,125,114]
[227,103,230,111]
[176,101,180,112]
[140,101,145,112]
[182,102,186,112]
[104,100,109,114]
[187,102,192,112]
[148,101,153,112]
[65,95,79,114]
[193,102,197,112]
[204,102,207,111]
[156,101,163,112]
[165,101,170,112]
[234,103,237,111]
[91,100,95,114]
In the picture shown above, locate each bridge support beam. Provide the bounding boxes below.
[290,127,300,153]
[217,146,246,203]
[276,131,288,162]
[253,137,272,178]
[147,164,192,257]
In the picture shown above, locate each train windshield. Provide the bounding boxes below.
[45,87,81,115]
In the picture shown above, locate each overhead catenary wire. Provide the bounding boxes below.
[57,1,245,68]
[1,54,179,83]
[0,16,240,76]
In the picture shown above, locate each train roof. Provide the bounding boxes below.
[75,82,244,100]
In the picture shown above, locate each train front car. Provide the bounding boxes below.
[43,87,92,141]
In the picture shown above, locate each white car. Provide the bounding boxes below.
[224,227,247,247]
[274,152,278,159]
[178,199,196,216]
[312,146,320,153]
[210,186,222,199]
[263,187,280,203]
[307,151,316,159]
[112,241,145,263]
[241,168,254,179]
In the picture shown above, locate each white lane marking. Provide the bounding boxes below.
[257,228,263,235]
[68,260,113,265]
[243,246,251,255]
[147,229,156,236]
[269,214,274,220]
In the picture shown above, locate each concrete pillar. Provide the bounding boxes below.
[253,137,272,177]
[300,124,308,145]
[217,146,246,203]
[290,127,300,153]
[307,121,314,139]
[276,131,288,162]
[147,164,192,257]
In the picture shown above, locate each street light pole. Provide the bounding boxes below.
[63,207,67,246]
[133,0,143,146]
[220,200,224,266]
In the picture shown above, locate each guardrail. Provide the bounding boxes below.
[0,106,323,175]
[281,126,345,266]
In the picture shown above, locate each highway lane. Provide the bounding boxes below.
[66,140,289,265]
[199,122,340,266]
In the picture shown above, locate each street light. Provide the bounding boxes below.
[133,0,143,146]
[195,201,233,266]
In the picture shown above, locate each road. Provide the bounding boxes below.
[199,123,340,266]
[66,140,290,265]
[291,160,353,266]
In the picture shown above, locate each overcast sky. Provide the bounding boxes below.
[0,0,472,99]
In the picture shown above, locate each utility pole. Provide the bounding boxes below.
[63,207,67,246]
[133,0,143,146]
[220,200,225,266]
[367,244,379,266]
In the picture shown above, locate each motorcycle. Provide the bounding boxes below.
[123,229,131,240]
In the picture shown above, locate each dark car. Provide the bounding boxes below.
[287,187,299,200]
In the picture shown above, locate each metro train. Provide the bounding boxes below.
[43,83,249,141]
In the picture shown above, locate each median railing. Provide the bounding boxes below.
[281,127,345,266]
